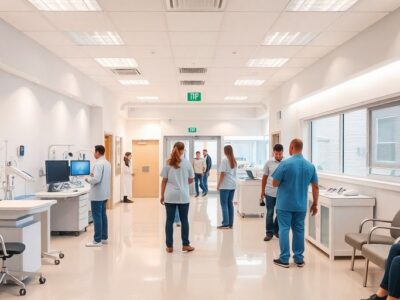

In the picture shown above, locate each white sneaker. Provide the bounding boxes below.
[85,241,103,247]
[101,240,108,244]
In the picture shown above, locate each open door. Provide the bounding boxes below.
[104,134,114,209]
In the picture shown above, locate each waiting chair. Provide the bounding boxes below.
[361,227,400,287]
[0,234,46,296]
[345,210,400,270]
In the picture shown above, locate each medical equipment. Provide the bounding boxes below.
[2,165,34,200]
[47,144,73,160]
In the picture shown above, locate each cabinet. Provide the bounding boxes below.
[236,179,265,217]
[306,192,375,260]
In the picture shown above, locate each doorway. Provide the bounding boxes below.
[104,134,114,209]
[271,132,281,153]
[163,136,221,192]
[132,140,160,198]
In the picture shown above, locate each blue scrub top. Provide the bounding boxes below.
[272,154,318,212]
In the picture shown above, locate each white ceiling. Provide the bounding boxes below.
[0,0,400,105]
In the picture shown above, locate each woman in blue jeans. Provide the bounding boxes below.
[217,145,237,229]
[160,141,195,253]
[362,243,400,300]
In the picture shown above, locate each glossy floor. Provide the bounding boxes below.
[1,196,382,299]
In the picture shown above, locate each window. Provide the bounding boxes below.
[311,116,341,173]
[370,104,400,177]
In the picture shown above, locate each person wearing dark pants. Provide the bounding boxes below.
[202,149,212,196]
[271,139,319,268]
[160,141,195,253]
[217,145,237,229]
[165,203,190,247]
[193,151,206,197]
[85,145,112,247]
[362,243,400,300]
[260,144,284,241]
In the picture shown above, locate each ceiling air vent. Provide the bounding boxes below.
[111,68,141,76]
[166,0,226,11]
[179,67,207,74]
[180,80,205,86]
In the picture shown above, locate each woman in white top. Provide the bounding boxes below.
[160,142,195,253]
[217,145,237,229]
[122,152,133,203]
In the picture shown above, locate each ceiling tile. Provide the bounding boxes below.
[214,46,258,59]
[270,12,342,32]
[166,12,223,31]
[221,12,279,32]
[172,46,215,59]
[351,0,400,12]
[169,32,219,46]
[173,58,214,68]
[212,58,248,68]
[42,12,116,31]
[0,12,56,31]
[64,58,100,69]
[109,12,167,31]
[269,67,304,81]
[80,46,134,57]
[226,0,290,11]
[0,0,35,11]
[97,0,164,11]
[24,31,74,46]
[217,31,265,46]
[128,46,173,59]
[254,46,303,58]
[45,45,90,58]
[119,32,170,46]
[328,12,387,31]
[309,31,359,46]
[294,46,335,58]
[285,57,318,68]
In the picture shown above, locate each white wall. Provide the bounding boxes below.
[268,9,400,220]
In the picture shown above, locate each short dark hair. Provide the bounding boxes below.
[273,144,284,152]
[203,149,208,152]
[95,145,106,155]
[196,151,201,154]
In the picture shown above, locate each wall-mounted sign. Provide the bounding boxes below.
[188,127,197,133]
[187,92,202,102]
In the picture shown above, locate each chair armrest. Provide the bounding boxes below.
[0,234,8,256]
[367,226,400,243]
[359,218,392,233]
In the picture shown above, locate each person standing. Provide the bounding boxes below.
[85,145,111,247]
[202,149,212,196]
[160,142,195,253]
[193,151,206,197]
[122,152,134,203]
[271,139,319,268]
[217,145,237,229]
[260,144,284,242]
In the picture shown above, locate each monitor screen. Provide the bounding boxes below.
[45,160,70,184]
[70,160,90,176]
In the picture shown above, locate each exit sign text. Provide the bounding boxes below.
[188,127,197,133]
[187,92,202,102]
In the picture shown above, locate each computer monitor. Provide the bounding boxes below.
[70,160,90,176]
[45,160,70,184]
[246,170,256,180]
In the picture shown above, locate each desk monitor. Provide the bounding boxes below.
[70,160,90,176]
[45,160,70,184]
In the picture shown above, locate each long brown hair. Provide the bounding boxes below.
[167,142,185,169]
[224,145,237,169]
[124,152,131,167]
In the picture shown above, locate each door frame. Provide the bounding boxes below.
[104,133,114,209]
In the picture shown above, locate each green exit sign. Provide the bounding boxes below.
[188,127,197,133]
[187,92,202,102]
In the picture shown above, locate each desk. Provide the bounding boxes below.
[0,200,57,271]
[306,192,375,260]
[36,187,90,236]
[236,179,264,218]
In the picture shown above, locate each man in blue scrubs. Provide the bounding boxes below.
[271,139,319,268]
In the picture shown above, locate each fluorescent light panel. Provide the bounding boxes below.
[68,32,123,45]
[119,80,149,86]
[224,96,248,101]
[28,0,101,11]
[95,58,138,68]
[287,0,359,11]
[263,32,318,46]
[136,96,159,101]
[246,58,289,68]
[234,80,265,86]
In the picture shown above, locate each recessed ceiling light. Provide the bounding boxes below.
[224,96,248,101]
[68,32,123,45]
[28,0,101,11]
[136,96,159,101]
[234,80,265,86]
[286,0,359,11]
[246,58,289,68]
[119,80,149,86]
[263,32,318,46]
[95,58,138,68]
